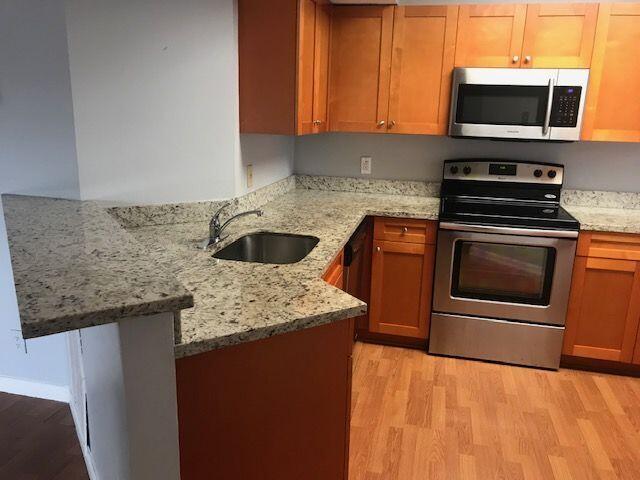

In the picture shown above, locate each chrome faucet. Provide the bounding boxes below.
[202,202,263,250]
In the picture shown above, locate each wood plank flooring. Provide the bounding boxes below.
[350,342,640,480]
[0,393,89,480]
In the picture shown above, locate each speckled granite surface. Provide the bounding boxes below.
[563,190,640,234]
[296,174,441,197]
[2,194,194,339]
[127,189,441,358]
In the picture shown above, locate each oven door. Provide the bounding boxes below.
[449,68,557,140]
[433,224,577,326]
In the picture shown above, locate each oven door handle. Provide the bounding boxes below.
[542,77,555,136]
[439,222,578,239]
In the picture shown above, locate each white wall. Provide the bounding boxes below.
[65,0,239,204]
[0,0,76,395]
[237,135,295,195]
[295,133,640,192]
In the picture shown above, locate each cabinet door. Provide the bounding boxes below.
[311,2,331,134]
[521,3,598,68]
[369,240,434,339]
[563,256,640,363]
[387,6,458,135]
[328,6,394,132]
[581,3,640,142]
[455,4,527,67]
[296,0,317,135]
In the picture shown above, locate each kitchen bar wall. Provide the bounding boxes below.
[295,134,640,192]
[0,0,76,399]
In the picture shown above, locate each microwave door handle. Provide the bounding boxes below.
[543,78,555,136]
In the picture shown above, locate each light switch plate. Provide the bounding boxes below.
[360,156,372,175]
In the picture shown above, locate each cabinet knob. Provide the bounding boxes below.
[524,56,532,64]
[377,120,385,127]
[376,246,381,252]
[388,120,396,129]
[402,227,408,233]
[512,55,520,63]
[313,119,323,126]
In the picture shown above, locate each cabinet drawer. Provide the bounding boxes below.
[373,217,436,244]
[577,232,640,261]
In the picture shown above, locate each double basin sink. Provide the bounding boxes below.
[213,232,319,264]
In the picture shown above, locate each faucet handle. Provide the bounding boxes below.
[212,201,232,222]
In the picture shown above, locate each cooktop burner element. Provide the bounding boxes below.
[439,159,580,232]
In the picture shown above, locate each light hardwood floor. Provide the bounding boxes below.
[349,342,640,480]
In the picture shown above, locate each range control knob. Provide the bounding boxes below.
[548,170,557,179]
[450,165,459,175]
[463,166,472,175]
[534,169,543,178]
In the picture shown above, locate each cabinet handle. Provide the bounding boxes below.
[524,56,532,64]
[313,120,323,126]
[512,55,520,63]
[402,227,408,233]
[388,120,396,129]
[377,120,385,127]
[376,246,381,252]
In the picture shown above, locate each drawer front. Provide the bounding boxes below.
[577,232,640,261]
[374,217,436,244]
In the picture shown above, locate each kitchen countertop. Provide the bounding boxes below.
[1,194,194,339]
[127,189,441,358]
[564,205,640,235]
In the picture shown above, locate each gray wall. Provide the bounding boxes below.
[0,0,77,390]
[295,133,640,192]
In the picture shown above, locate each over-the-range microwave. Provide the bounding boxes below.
[449,67,590,141]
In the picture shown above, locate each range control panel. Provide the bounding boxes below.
[550,86,582,127]
[444,160,564,185]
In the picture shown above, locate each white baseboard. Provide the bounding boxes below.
[0,375,70,402]
[69,398,99,480]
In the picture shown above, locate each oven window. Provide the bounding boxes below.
[451,241,556,305]
[456,85,548,126]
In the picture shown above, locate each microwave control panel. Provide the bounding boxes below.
[550,86,582,127]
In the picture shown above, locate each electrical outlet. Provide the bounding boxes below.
[247,164,254,189]
[360,156,372,175]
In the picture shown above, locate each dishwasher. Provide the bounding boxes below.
[343,219,372,337]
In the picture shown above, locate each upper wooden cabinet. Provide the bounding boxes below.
[387,6,458,135]
[563,232,640,363]
[455,4,527,67]
[329,5,457,135]
[239,0,329,135]
[455,3,597,68]
[521,3,598,68]
[582,3,640,142]
[328,7,393,133]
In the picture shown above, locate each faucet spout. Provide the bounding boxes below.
[202,208,263,250]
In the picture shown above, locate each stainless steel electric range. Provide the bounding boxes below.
[429,159,580,370]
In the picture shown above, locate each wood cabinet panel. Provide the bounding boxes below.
[369,240,434,339]
[176,320,353,480]
[582,3,640,142]
[324,250,345,290]
[577,231,640,261]
[328,6,394,132]
[455,4,527,67]
[521,3,598,68]
[564,256,640,363]
[297,0,317,135]
[311,2,331,133]
[387,6,458,135]
[373,217,436,245]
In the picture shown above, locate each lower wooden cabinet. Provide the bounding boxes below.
[368,218,436,340]
[324,250,345,290]
[176,320,354,480]
[563,232,640,363]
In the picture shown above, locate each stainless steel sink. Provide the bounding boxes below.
[212,232,319,264]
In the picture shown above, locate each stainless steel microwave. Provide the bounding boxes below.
[449,68,590,141]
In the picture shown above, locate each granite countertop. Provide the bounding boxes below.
[127,189,441,358]
[2,194,194,339]
[564,205,640,235]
